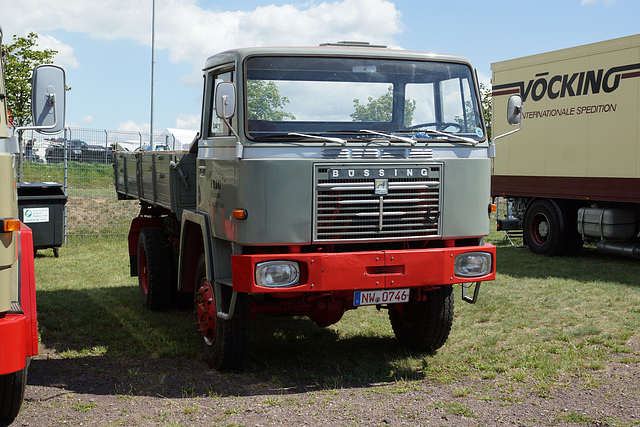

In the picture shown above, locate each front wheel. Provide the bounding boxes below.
[194,254,250,371]
[389,286,454,352]
[0,364,27,423]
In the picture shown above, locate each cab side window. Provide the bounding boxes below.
[208,70,234,137]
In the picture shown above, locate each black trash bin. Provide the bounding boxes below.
[17,182,67,257]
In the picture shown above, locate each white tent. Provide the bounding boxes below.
[159,128,198,150]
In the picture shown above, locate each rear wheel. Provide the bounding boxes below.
[524,200,568,256]
[195,254,250,371]
[0,364,27,423]
[389,286,454,352]
[137,227,173,311]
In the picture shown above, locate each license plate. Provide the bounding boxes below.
[354,289,409,306]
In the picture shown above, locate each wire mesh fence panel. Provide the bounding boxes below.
[19,127,159,242]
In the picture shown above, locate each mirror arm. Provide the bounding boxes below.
[219,91,242,159]
[13,94,58,135]
[488,118,522,159]
[491,118,522,146]
[221,116,242,159]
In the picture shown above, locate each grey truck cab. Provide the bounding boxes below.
[116,42,496,370]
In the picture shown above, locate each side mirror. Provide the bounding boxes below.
[31,64,66,134]
[215,82,236,120]
[213,81,242,158]
[490,94,524,158]
[506,94,523,126]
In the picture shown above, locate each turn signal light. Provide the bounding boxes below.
[1,218,21,233]
[232,209,248,220]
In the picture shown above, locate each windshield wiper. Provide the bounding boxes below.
[250,133,304,142]
[408,129,479,146]
[358,129,416,146]
[428,129,478,145]
[250,132,346,144]
[288,132,347,146]
[398,129,478,146]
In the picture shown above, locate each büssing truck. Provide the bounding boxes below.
[115,42,506,370]
[0,25,66,422]
[492,34,640,257]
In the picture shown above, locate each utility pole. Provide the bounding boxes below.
[150,0,156,150]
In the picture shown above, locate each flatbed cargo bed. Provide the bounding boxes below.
[114,150,197,217]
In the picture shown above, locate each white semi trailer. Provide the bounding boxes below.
[491,34,640,257]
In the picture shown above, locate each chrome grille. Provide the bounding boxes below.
[313,163,443,242]
[321,147,433,159]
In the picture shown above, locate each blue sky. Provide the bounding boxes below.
[4,0,638,133]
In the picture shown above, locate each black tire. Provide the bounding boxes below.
[524,199,567,256]
[137,227,173,311]
[0,364,27,424]
[389,286,454,352]
[561,204,584,256]
[194,254,250,371]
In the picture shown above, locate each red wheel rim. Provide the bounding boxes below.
[529,212,550,246]
[196,280,216,341]
[140,246,149,295]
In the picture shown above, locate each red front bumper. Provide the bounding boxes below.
[0,314,28,375]
[0,224,38,375]
[232,243,496,294]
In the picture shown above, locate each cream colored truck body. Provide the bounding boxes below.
[0,27,38,423]
[491,34,640,256]
[0,27,65,422]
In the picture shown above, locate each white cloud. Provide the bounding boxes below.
[81,115,94,124]
[581,0,615,5]
[4,0,403,85]
[476,70,491,88]
[37,34,79,69]
[175,113,200,130]
[117,120,149,133]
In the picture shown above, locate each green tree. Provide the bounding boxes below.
[453,83,492,138]
[5,32,58,128]
[479,83,492,140]
[246,80,295,121]
[350,86,416,127]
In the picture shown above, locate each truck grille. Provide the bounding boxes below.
[313,163,443,242]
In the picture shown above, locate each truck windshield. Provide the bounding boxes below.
[245,55,484,142]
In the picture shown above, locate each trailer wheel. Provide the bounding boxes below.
[137,227,173,311]
[195,254,249,371]
[389,286,454,352]
[562,205,584,256]
[0,365,27,423]
[524,200,567,256]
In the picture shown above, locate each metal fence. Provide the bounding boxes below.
[18,127,175,242]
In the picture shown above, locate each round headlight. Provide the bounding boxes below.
[255,261,300,288]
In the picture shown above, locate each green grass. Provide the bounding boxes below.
[34,230,640,390]
[23,161,114,189]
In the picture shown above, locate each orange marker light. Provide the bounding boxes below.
[232,209,248,220]
[1,218,21,232]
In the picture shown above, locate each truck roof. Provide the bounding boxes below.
[204,42,473,71]
[491,33,640,72]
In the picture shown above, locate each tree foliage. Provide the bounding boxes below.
[246,80,295,121]
[5,32,58,128]
[350,86,416,127]
[479,83,492,140]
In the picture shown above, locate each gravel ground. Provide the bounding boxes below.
[7,339,640,427]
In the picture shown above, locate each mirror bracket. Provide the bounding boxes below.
[214,81,242,159]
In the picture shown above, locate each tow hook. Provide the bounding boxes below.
[462,282,481,304]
